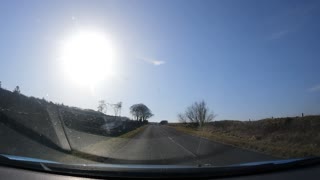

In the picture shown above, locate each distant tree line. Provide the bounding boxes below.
[97,100,122,117]
[97,100,154,122]
[2,82,154,123]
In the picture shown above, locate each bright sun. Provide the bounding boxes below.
[60,30,115,86]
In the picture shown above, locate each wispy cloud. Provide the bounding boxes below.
[140,57,166,66]
[268,30,290,40]
[308,85,320,92]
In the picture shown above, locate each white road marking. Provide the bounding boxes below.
[167,136,197,158]
[159,127,194,156]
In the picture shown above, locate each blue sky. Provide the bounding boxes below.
[0,0,320,121]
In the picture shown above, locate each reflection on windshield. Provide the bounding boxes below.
[0,0,320,167]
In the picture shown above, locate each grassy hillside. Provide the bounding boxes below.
[0,87,142,138]
[0,87,147,162]
[0,88,63,147]
[170,116,320,158]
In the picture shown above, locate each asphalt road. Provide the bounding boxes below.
[0,122,279,166]
[103,125,278,166]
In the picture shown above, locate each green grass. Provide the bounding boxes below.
[77,124,147,153]
[119,125,147,139]
[170,116,320,158]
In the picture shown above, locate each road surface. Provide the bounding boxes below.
[0,123,278,166]
[102,125,277,166]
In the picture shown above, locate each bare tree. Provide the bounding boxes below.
[142,111,153,121]
[130,103,153,122]
[130,104,140,121]
[13,86,20,94]
[179,100,215,127]
[111,102,122,117]
[178,113,187,124]
[97,100,107,114]
[117,102,122,117]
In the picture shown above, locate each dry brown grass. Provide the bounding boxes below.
[119,125,147,139]
[170,116,320,158]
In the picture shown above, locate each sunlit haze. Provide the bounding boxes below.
[60,30,115,86]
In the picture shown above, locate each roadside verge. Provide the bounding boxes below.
[60,125,147,163]
[169,125,320,158]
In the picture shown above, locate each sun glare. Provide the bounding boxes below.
[60,30,115,86]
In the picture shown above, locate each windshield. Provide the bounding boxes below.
[0,0,319,170]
